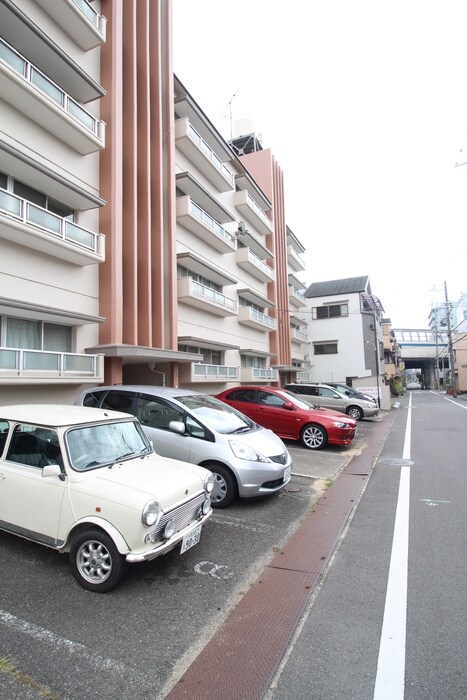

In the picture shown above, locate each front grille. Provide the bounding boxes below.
[270,452,288,465]
[153,493,204,540]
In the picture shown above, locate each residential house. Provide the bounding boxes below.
[301,275,390,409]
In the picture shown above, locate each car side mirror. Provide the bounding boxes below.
[42,464,65,480]
[283,402,294,411]
[169,420,186,435]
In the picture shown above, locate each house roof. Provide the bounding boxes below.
[305,276,370,298]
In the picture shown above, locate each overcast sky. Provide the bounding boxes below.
[173,0,467,328]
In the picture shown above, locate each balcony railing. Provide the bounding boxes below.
[238,306,276,330]
[176,196,237,253]
[175,118,234,192]
[236,247,274,282]
[187,123,234,186]
[289,287,307,306]
[73,0,105,30]
[0,190,105,264]
[178,277,238,317]
[234,190,273,235]
[0,39,105,151]
[291,328,309,343]
[190,200,236,247]
[240,366,279,382]
[193,364,239,380]
[0,347,103,383]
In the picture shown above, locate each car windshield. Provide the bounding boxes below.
[66,419,152,471]
[277,390,317,410]
[177,394,256,434]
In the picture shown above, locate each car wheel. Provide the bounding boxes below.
[300,423,327,450]
[70,529,126,593]
[346,405,363,421]
[205,463,237,508]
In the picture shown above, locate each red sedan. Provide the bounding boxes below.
[214,386,357,450]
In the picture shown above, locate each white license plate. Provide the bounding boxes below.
[284,466,291,482]
[180,524,202,554]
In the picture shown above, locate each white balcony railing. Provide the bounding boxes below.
[289,287,307,307]
[178,277,238,317]
[235,247,274,282]
[0,189,105,264]
[0,39,105,152]
[73,0,106,31]
[176,196,237,253]
[175,118,234,192]
[238,306,276,330]
[192,364,239,380]
[291,328,309,343]
[0,348,103,383]
[240,366,279,382]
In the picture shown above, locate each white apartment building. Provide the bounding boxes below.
[0,0,106,404]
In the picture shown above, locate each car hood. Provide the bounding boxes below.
[71,454,208,510]
[232,427,289,457]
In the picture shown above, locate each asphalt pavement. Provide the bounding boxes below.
[161,410,396,700]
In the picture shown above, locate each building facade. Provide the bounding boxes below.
[0,0,308,404]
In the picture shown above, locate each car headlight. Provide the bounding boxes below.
[333,421,348,428]
[204,473,215,494]
[229,440,270,462]
[142,499,160,527]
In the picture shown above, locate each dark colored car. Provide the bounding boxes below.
[213,386,357,450]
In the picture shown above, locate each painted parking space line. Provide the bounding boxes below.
[373,392,412,700]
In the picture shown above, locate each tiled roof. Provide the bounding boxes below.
[305,275,370,298]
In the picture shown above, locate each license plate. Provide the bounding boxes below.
[180,524,202,554]
[284,466,291,482]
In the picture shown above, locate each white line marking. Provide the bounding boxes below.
[373,394,411,700]
[0,609,128,675]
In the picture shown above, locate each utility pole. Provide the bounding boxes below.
[444,281,457,397]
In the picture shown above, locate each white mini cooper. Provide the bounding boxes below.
[0,405,214,592]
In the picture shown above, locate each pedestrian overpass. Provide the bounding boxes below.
[393,329,450,388]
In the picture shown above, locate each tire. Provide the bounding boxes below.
[300,423,327,450]
[70,529,126,593]
[205,463,238,508]
[346,405,363,421]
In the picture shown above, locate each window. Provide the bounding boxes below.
[3,317,72,352]
[178,344,222,365]
[313,304,348,320]
[313,343,338,355]
[241,355,266,369]
[0,172,74,220]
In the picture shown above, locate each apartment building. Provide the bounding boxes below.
[0,0,307,403]
[0,0,106,404]
[300,275,390,408]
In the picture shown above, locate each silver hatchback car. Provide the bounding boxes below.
[284,383,379,421]
[76,386,292,508]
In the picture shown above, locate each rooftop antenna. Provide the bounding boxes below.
[218,89,240,141]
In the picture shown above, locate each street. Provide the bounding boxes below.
[1,394,465,699]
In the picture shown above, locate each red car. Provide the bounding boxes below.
[214,386,357,450]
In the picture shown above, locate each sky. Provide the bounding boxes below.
[172,0,467,328]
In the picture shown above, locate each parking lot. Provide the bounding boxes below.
[0,419,378,700]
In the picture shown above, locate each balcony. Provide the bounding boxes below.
[179,363,240,383]
[35,0,107,50]
[0,348,104,385]
[287,244,306,272]
[291,328,309,344]
[240,367,279,382]
[178,277,238,317]
[0,39,105,154]
[175,118,234,192]
[234,190,273,236]
[0,190,105,265]
[235,247,274,283]
[289,286,307,308]
[238,307,276,331]
[176,196,237,253]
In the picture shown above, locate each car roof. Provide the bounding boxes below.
[0,404,130,427]
[83,385,206,398]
